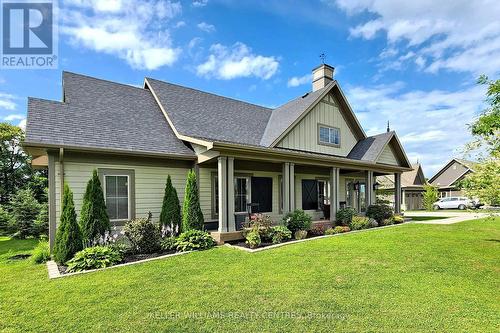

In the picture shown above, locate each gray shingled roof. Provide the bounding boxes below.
[25,72,195,157]
[347,131,394,162]
[146,78,273,146]
[260,82,332,146]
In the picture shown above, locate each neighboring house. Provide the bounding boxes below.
[429,159,477,198]
[24,63,412,246]
[377,163,426,210]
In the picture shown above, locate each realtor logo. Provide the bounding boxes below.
[1,0,58,69]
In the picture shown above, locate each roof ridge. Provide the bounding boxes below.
[63,71,147,93]
[145,77,273,111]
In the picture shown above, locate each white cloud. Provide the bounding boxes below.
[61,0,182,70]
[174,21,186,28]
[197,22,215,33]
[334,0,500,76]
[18,119,26,131]
[196,42,279,80]
[192,0,208,7]
[4,114,24,121]
[0,93,16,110]
[287,74,311,87]
[344,82,486,175]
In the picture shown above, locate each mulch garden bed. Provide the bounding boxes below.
[229,234,324,250]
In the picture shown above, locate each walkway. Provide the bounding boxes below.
[405,210,497,224]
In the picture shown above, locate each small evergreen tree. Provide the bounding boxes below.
[79,170,110,246]
[422,184,439,211]
[9,188,41,238]
[181,170,204,231]
[53,184,82,263]
[159,175,181,236]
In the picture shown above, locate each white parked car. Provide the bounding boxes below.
[432,197,474,210]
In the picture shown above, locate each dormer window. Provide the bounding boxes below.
[318,124,340,146]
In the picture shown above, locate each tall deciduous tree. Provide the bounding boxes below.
[181,170,204,232]
[461,154,500,206]
[159,175,181,236]
[422,184,439,211]
[79,170,110,246]
[53,184,82,263]
[0,123,32,204]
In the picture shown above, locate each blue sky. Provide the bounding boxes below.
[1,0,500,176]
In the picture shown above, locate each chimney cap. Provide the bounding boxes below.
[312,63,335,72]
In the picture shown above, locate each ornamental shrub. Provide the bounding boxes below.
[66,246,122,272]
[391,215,405,224]
[366,204,393,223]
[335,207,357,226]
[294,230,308,240]
[282,210,312,234]
[159,175,181,236]
[349,216,371,230]
[175,230,215,252]
[181,170,204,232]
[53,184,83,264]
[31,240,50,264]
[245,230,261,249]
[160,237,177,252]
[243,214,273,241]
[270,225,292,244]
[328,226,351,234]
[124,216,161,254]
[9,189,41,238]
[309,224,327,236]
[79,170,110,246]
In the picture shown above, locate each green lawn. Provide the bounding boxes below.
[406,216,450,221]
[1,219,499,332]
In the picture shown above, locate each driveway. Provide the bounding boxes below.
[404,210,496,224]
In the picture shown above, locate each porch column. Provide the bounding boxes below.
[329,167,339,223]
[217,157,235,232]
[401,189,406,211]
[289,163,295,211]
[365,170,374,208]
[394,173,402,214]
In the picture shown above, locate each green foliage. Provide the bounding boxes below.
[159,175,181,236]
[336,207,357,225]
[380,218,395,226]
[175,230,215,252]
[282,210,312,234]
[243,214,273,241]
[66,246,122,272]
[53,184,83,264]
[33,204,48,237]
[468,75,500,154]
[422,184,439,211]
[31,240,50,264]
[0,123,34,204]
[79,170,110,246]
[366,204,393,223]
[294,230,307,240]
[391,215,405,224]
[309,224,327,236]
[160,237,177,252]
[9,189,42,238]
[270,226,292,244]
[181,170,204,232]
[461,155,500,206]
[349,216,371,230]
[124,217,161,254]
[0,205,13,235]
[245,230,261,249]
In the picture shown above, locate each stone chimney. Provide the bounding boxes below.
[312,63,334,92]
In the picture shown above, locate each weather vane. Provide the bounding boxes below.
[319,53,326,64]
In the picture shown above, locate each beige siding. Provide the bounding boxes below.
[431,161,468,187]
[55,160,190,227]
[277,94,358,156]
[378,145,399,165]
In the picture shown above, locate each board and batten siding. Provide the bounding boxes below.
[277,94,358,157]
[54,160,190,226]
[378,145,399,165]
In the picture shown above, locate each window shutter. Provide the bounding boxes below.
[251,177,273,213]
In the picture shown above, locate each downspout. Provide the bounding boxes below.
[59,148,64,207]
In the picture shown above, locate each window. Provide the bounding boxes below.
[235,177,249,213]
[317,180,330,209]
[104,175,129,220]
[99,169,135,223]
[211,173,219,218]
[318,125,340,146]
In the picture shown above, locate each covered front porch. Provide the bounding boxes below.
[198,154,403,243]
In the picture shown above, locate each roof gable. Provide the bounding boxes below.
[429,158,476,186]
[25,72,195,157]
[260,81,366,147]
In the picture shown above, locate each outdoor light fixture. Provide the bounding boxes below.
[373,182,380,191]
[353,182,360,190]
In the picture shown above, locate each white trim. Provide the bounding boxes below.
[103,174,131,222]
